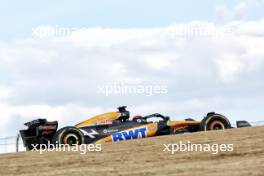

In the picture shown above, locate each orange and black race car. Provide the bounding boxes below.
[20,106,251,150]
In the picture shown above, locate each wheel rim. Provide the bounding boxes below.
[63,134,79,145]
[209,121,225,130]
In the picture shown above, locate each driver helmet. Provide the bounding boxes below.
[132,115,142,121]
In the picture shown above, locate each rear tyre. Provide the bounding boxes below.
[199,113,231,131]
[52,126,84,145]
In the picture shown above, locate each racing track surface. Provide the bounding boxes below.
[0,126,264,176]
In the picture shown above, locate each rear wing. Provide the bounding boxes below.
[20,119,58,150]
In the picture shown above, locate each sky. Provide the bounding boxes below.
[0,0,264,142]
[1,0,263,39]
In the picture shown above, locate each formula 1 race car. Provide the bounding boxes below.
[20,106,251,150]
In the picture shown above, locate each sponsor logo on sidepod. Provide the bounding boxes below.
[112,127,147,141]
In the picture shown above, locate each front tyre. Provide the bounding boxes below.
[52,126,84,145]
[200,113,231,131]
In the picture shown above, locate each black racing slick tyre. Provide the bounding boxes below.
[52,126,84,145]
[199,113,231,131]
